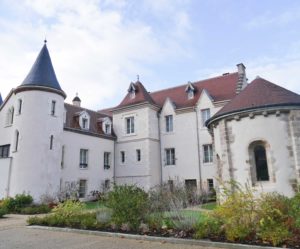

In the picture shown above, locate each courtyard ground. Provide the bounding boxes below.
[0,215,222,249]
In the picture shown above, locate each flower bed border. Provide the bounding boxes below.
[27,225,280,249]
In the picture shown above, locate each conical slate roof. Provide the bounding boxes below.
[0,93,3,106]
[21,42,62,91]
[209,77,300,123]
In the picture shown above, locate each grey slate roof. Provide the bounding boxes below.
[21,43,63,91]
[0,93,2,106]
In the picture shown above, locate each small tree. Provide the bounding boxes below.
[107,185,149,229]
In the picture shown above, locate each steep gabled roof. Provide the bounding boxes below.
[211,77,300,120]
[116,81,156,109]
[150,72,239,108]
[21,42,63,91]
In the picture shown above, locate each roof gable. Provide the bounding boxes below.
[116,81,155,108]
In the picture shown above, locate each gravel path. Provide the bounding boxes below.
[0,215,221,249]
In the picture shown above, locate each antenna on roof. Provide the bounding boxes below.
[44,35,47,44]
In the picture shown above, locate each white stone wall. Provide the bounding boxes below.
[61,130,114,197]
[213,111,299,197]
[0,158,11,198]
[8,90,64,201]
[113,105,161,190]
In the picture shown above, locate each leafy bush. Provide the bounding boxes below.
[0,207,7,218]
[1,194,33,213]
[96,207,112,224]
[19,204,51,214]
[107,185,149,229]
[215,182,257,241]
[194,215,224,239]
[257,193,292,246]
[145,213,164,231]
[52,200,84,219]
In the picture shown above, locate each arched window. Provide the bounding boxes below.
[6,107,14,125]
[254,145,269,181]
[249,141,270,183]
[14,130,19,151]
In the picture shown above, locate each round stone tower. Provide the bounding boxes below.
[9,41,66,201]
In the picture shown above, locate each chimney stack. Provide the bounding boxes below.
[236,63,247,94]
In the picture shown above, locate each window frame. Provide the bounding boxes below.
[78,179,87,198]
[79,149,88,169]
[125,116,135,134]
[165,115,173,132]
[120,151,125,164]
[17,99,22,115]
[0,144,10,158]
[136,149,141,162]
[203,144,213,163]
[201,108,211,126]
[165,148,175,166]
[104,152,110,170]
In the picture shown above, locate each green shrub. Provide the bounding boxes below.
[215,182,257,241]
[290,192,300,228]
[257,193,292,246]
[0,207,7,218]
[194,215,223,239]
[2,194,33,213]
[19,204,51,214]
[52,200,84,219]
[145,213,164,231]
[107,185,149,229]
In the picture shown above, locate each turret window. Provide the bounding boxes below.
[136,149,141,162]
[254,145,269,181]
[14,130,19,152]
[121,151,125,163]
[51,101,56,116]
[50,135,54,150]
[6,107,14,126]
[17,99,22,114]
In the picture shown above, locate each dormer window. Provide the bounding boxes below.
[128,82,136,99]
[82,118,88,129]
[185,81,195,100]
[79,111,90,130]
[102,117,112,135]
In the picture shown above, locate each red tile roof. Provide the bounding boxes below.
[115,72,239,110]
[116,81,155,108]
[64,103,115,138]
[212,77,300,119]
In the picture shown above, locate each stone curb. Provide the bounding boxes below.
[27,226,281,249]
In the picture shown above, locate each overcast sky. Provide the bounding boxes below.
[0,0,300,110]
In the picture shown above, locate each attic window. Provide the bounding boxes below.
[79,112,90,130]
[128,83,136,99]
[187,89,194,99]
[102,118,112,135]
[185,82,195,100]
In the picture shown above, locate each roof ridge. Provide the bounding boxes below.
[150,72,238,95]
[64,103,110,117]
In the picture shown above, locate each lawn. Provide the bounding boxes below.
[84,201,106,210]
[200,202,217,210]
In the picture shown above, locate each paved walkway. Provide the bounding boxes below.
[0,215,221,249]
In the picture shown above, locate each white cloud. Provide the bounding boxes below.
[0,0,192,109]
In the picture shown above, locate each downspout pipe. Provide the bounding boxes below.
[195,107,203,192]
[157,112,163,185]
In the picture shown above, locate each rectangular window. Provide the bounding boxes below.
[201,109,210,126]
[207,179,214,191]
[104,152,110,169]
[120,151,125,163]
[104,179,110,190]
[18,99,22,114]
[82,118,88,129]
[0,145,10,158]
[78,180,87,198]
[80,149,88,168]
[126,117,134,134]
[136,149,141,162]
[165,115,173,132]
[203,144,213,163]
[51,101,56,116]
[105,124,111,134]
[165,148,175,165]
[61,145,65,169]
[185,179,197,190]
[50,135,54,150]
